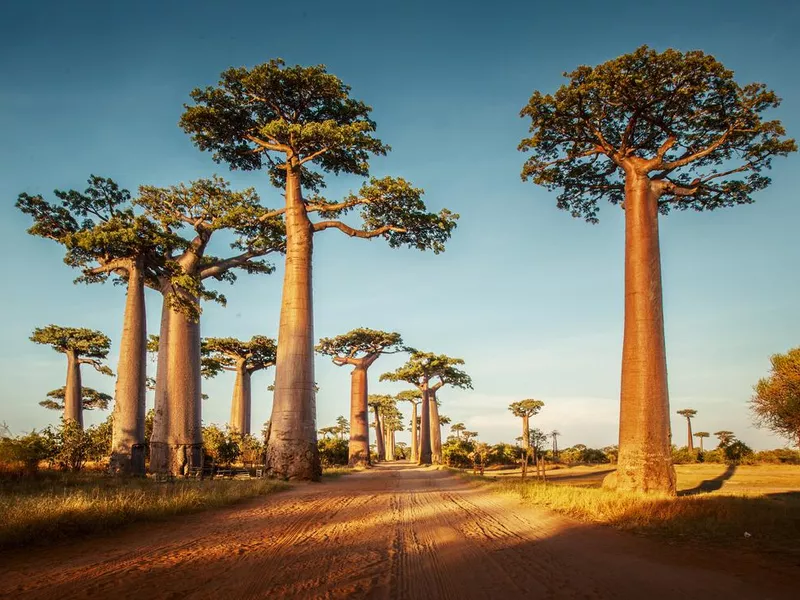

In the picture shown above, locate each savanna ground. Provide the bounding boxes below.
[1,463,798,600]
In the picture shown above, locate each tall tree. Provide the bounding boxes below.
[40,387,112,412]
[30,326,113,428]
[380,399,404,461]
[509,399,544,476]
[519,46,795,494]
[181,59,459,480]
[751,347,800,447]
[380,352,472,465]
[550,429,561,459]
[136,177,284,475]
[17,176,174,474]
[427,363,471,464]
[462,431,478,443]
[335,416,350,440]
[676,409,697,452]
[714,430,736,447]
[368,394,392,461]
[451,422,466,441]
[397,389,422,462]
[203,336,277,435]
[693,431,710,452]
[316,329,405,466]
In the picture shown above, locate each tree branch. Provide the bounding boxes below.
[244,133,291,153]
[298,147,330,165]
[312,221,406,238]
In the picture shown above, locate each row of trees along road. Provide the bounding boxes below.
[18,59,458,480]
[519,46,796,494]
[17,47,799,493]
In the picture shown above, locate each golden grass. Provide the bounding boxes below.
[454,464,800,557]
[0,473,287,550]
[321,466,356,478]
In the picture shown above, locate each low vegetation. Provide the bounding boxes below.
[0,472,286,550]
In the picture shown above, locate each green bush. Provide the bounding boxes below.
[724,440,755,465]
[442,439,474,468]
[487,443,521,466]
[202,425,241,466]
[671,446,699,465]
[0,430,57,475]
[318,437,348,467]
[754,448,800,464]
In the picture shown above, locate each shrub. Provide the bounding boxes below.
[202,425,241,466]
[754,448,800,464]
[0,430,57,475]
[724,440,755,465]
[488,443,522,466]
[672,446,698,465]
[318,437,348,467]
[442,439,474,468]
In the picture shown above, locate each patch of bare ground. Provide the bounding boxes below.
[0,463,796,599]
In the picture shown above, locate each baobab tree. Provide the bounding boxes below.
[368,394,393,461]
[316,329,405,466]
[137,178,284,475]
[751,347,800,446]
[381,352,472,465]
[694,431,710,452]
[30,326,113,429]
[203,336,277,435]
[550,430,561,460]
[462,431,478,443]
[451,422,466,441]
[40,387,111,412]
[381,401,404,461]
[715,430,736,447]
[519,46,795,494]
[336,416,350,440]
[17,176,174,474]
[509,399,544,477]
[181,59,459,480]
[677,409,698,452]
[397,389,422,461]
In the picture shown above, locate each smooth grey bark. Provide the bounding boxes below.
[429,391,442,464]
[373,404,385,461]
[229,362,252,435]
[418,388,432,465]
[64,350,83,428]
[348,366,370,466]
[149,295,172,474]
[110,264,147,475]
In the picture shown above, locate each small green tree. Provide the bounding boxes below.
[520,46,796,494]
[182,60,459,480]
[714,430,736,447]
[39,387,111,412]
[751,347,800,447]
[316,329,405,466]
[335,416,350,440]
[30,326,113,429]
[451,422,466,440]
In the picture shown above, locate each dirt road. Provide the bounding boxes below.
[1,464,795,599]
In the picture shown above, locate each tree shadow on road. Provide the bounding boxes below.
[678,464,737,496]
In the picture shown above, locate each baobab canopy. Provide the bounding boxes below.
[519,45,797,223]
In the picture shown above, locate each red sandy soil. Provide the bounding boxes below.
[0,463,795,599]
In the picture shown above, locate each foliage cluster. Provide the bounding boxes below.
[318,437,349,467]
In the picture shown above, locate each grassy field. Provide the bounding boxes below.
[457,464,800,558]
[0,472,287,550]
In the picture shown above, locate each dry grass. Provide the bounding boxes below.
[0,472,287,550]
[455,464,800,557]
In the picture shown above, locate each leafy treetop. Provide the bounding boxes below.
[40,387,112,411]
[694,431,710,438]
[316,328,405,368]
[202,336,278,377]
[750,347,800,445]
[30,326,113,375]
[509,399,545,419]
[520,45,796,223]
[396,389,423,405]
[380,351,473,392]
[181,60,458,253]
[677,408,697,418]
[714,430,736,446]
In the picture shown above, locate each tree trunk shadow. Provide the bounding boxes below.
[678,464,737,496]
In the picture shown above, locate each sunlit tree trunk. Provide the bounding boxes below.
[110,263,147,475]
[385,426,395,461]
[429,391,442,464]
[149,292,171,473]
[64,349,83,428]
[410,402,418,462]
[418,388,432,465]
[686,418,694,453]
[166,297,202,476]
[613,174,676,495]
[229,361,251,435]
[267,166,321,480]
[373,405,385,461]
[348,365,370,466]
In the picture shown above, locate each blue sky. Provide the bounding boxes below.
[1,0,798,449]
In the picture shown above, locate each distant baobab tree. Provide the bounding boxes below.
[397,390,422,462]
[676,409,698,452]
[550,430,561,460]
[694,431,710,452]
[451,422,466,440]
[520,46,796,494]
[715,430,736,447]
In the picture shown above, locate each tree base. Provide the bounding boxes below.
[109,444,146,476]
[148,442,170,474]
[348,450,370,468]
[168,443,203,476]
[603,456,676,495]
[266,438,321,481]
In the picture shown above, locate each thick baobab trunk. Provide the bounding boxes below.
[372,405,385,461]
[418,388,432,465]
[611,175,676,495]
[522,414,530,452]
[166,299,203,476]
[229,361,252,435]
[410,403,418,462]
[267,167,320,480]
[686,418,694,452]
[429,392,442,464]
[149,297,171,473]
[64,350,83,429]
[385,425,395,461]
[110,265,147,475]
[348,366,370,467]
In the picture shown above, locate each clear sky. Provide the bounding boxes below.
[1,0,798,450]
